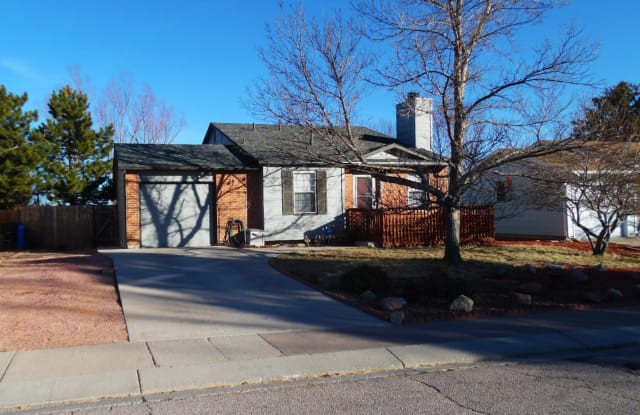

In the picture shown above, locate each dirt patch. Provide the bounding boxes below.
[270,241,640,324]
[0,251,128,351]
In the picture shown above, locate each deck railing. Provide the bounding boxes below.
[345,205,495,247]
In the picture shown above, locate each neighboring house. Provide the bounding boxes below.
[471,144,639,240]
[114,95,448,248]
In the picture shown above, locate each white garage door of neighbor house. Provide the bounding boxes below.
[140,182,213,248]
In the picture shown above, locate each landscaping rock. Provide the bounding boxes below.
[583,292,603,303]
[380,297,406,311]
[450,295,474,312]
[389,311,405,324]
[523,263,537,274]
[566,269,589,283]
[593,263,608,272]
[605,288,623,301]
[511,292,532,306]
[359,290,377,304]
[518,281,543,294]
[547,264,565,271]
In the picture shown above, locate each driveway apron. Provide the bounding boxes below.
[104,247,384,342]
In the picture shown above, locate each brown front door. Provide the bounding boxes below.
[355,176,374,209]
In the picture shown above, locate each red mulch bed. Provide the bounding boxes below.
[492,238,640,257]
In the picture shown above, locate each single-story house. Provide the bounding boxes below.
[114,94,448,248]
[470,143,639,240]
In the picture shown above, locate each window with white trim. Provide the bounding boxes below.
[293,171,317,213]
[407,174,429,208]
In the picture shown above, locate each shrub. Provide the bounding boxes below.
[340,264,391,295]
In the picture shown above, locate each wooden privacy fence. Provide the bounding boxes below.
[346,205,495,248]
[0,205,117,250]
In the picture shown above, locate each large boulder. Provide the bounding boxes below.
[450,295,474,312]
[511,292,532,306]
[380,297,406,311]
[605,288,623,301]
[360,290,377,304]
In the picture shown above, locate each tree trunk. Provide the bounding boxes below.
[444,205,462,263]
[591,228,611,256]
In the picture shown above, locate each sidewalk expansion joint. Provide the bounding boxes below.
[257,334,286,356]
[136,369,144,396]
[145,343,159,367]
[206,338,228,360]
[385,347,406,369]
[0,352,15,383]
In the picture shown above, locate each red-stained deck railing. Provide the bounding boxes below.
[346,205,495,247]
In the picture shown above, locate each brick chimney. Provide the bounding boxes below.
[396,92,433,151]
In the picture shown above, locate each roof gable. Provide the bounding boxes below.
[363,143,445,165]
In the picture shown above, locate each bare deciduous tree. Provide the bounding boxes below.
[250,1,594,263]
[528,143,640,255]
[355,0,594,262]
[247,3,373,162]
[97,74,185,144]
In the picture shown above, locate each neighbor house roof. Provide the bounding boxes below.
[205,123,446,166]
[114,144,254,171]
[535,141,640,170]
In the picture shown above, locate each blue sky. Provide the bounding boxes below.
[2,1,639,144]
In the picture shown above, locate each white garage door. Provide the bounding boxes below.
[140,181,213,247]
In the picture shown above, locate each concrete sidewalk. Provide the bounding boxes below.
[2,306,640,412]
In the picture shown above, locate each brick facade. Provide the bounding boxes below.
[124,172,141,248]
[215,172,262,242]
[123,171,261,247]
[345,169,448,209]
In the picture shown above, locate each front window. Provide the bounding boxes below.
[408,174,429,208]
[496,177,512,202]
[294,171,317,213]
[408,188,429,208]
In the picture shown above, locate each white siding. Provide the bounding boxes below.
[497,208,567,239]
[262,166,344,241]
[567,207,638,239]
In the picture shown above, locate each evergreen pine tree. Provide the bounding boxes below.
[575,82,640,141]
[0,85,40,209]
[32,86,114,205]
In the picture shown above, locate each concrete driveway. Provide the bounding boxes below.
[104,247,384,342]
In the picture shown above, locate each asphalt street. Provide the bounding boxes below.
[23,346,640,415]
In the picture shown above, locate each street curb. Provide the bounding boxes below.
[0,370,139,411]
[138,347,403,395]
[2,327,640,412]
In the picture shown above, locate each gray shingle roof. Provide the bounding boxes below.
[209,123,444,165]
[115,144,254,171]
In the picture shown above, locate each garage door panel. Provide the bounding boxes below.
[141,182,213,247]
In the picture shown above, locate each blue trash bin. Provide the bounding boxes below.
[16,223,25,250]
